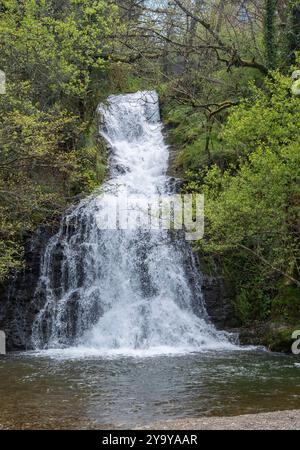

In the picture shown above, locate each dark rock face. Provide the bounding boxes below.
[0,226,54,350]
[201,274,237,329]
[239,322,296,352]
[199,267,296,353]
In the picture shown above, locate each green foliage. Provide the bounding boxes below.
[72,123,108,194]
[222,72,300,155]
[0,0,116,280]
[0,0,117,108]
[162,104,234,178]
[187,72,300,325]
[160,63,266,180]
[272,285,300,322]
[235,288,272,324]
[264,0,277,69]
[287,1,300,64]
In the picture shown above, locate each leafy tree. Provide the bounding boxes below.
[0,1,117,280]
[192,71,300,323]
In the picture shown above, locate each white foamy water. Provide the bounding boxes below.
[31,91,237,356]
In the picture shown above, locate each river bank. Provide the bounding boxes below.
[140,410,300,430]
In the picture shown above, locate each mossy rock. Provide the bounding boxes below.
[271,285,300,323]
[239,322,300,353]
[266,324,299,353]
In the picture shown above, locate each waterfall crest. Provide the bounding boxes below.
[31,91,235,354]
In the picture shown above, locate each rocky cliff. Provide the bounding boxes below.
[0,226,54,350]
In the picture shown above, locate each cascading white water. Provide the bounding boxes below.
[31,91,236,355]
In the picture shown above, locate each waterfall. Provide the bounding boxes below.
[31,91,235,355]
